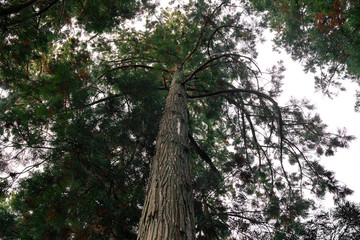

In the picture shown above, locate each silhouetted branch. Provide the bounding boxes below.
[0,0,39,17]
[183,53,260,84]
[82,94,123,108]
[97,64,169,80]
[190,88,285,187]
[207,24,246,57]
[181,1,229,67]
[188,132,222,178]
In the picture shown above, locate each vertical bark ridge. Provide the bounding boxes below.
[137,69,195,240]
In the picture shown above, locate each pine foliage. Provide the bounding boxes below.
[0,0,356,239]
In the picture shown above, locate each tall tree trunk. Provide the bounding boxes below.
[137,68,195,239]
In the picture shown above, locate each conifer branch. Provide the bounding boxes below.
[208,0,229,20]
[183,53,260,84]
[190,88,285,186]
[2,0,59,27]
[181,26,204,67]
[188,132,221,178]
[0,0,40,17]
[82,94,123,108]
[207,24,245,57]
[108,64,169,73]
[224,212,265,224]
[228,95,275,185]
[181,1,228,67]
[5,157,49,183]
[97,64,169,80]
[240,110,252,170]
[35,0,59,16]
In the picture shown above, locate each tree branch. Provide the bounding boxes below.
[207,24,245,57]
[35,0,59,16]
[97,64,169,80]
[82,93,123,108]
[183,53,260,84]
[180,1,228,67]
[188,132,222,178]
[190,88,285,185]
[181,25,204,67]
[228,95,274,185]
[0,0,39,17]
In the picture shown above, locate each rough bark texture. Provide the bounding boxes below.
[137,69,195,240]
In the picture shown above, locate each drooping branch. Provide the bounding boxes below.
[226,95,274,185]
[188,88,282,138]
[239,109,251,170]
[190,88,285,187]
[188,88,278,112]
[188,132,222,179]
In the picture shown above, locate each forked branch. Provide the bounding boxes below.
[181,0,229,66]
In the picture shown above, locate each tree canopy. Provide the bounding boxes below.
[0,0,357,239]
[249,0,360,104]
[303,201,360,240]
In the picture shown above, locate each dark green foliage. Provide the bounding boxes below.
[0,198,17,239]
[301,201,360,240]
[249,0,360,102]
[0,0,356,239]
[247,201,360,239]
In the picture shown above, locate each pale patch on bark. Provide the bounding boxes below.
[177,118,181,135]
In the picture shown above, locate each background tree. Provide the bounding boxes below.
[248,201,360,239]
[1,0,157,239]
[0,0,355,239]
[248,0,360,105]
[302,201,360,240]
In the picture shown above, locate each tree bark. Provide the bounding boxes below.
[137,68,195,239]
